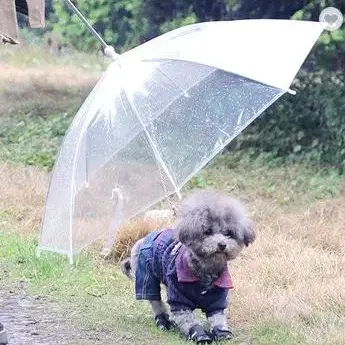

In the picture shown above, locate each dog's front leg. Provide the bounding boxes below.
[149,301,175,331]
[171,309,212,344]
[207,310,233,341]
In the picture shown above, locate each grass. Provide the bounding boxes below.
[1,45,345,344]
[0,233,232,345]
[0,45,102,169]
[196,154,343,205]
[0,43,107,70]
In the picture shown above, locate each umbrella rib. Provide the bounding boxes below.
[111,94,265,223]
[155,65,187,94]
[119,85,180,198]
[83,66,218,186]
[143,58,288,91]
[177,90,286,190]
[106,64,217,155]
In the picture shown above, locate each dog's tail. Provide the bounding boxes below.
[120,257,133,279]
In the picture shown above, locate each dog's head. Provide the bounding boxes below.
[174,190,255,262]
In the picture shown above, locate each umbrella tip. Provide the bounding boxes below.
[104,45,119,61]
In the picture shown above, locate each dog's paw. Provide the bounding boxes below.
[155,313,175,331]
[188,325,212,344]
[211,326,234,341]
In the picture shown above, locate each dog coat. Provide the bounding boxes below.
[135,228,233,316]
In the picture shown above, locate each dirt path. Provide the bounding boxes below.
[0,281,114,345]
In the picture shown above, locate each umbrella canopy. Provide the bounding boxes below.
[38,19,325,263]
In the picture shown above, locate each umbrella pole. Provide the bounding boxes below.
[122,88,181,211]
[62,0,119,60]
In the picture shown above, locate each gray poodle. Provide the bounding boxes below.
[121,190,255,344]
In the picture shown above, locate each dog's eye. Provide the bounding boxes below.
[225,230,234,238]
[204,228,212,236]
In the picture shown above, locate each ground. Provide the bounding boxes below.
[0,44,345,345]
[0,280,116,345]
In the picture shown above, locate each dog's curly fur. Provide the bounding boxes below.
[121,190,255,342]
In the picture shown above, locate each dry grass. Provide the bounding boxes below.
[0,43,106,70]
[0,65,98,90]
[0,45,104,109]
[0,64,98,117]
[111,216,173,261]
[0,163,47,233]
[0,45,104,120]
[230,198,345,344]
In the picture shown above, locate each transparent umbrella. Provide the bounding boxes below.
[38,19,326,264]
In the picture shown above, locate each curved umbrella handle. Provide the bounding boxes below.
[100,188,124,258]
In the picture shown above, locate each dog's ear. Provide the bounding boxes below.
[176,207,210,246]
[242,222,256,247]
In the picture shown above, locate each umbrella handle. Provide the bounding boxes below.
[100,188,124,258]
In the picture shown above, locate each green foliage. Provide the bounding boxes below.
[188,175,215,189]
[140,0,197,39]
[0,112,73,170]
[290,0,345,70]
[50,0,345,71]
[251,322,304,345]
[49,0,345,75]
[17,27,44,45]
[234,71,345,170]
[0,233,191,345]
[52,0,145,52]
[0,232,92,281]
[159,11,197,34]
[192,152,342,206]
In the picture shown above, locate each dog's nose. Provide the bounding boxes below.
[218,242,226,251]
